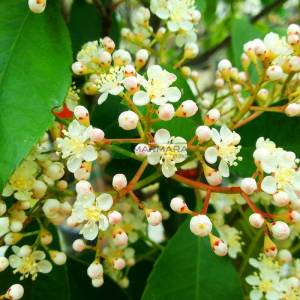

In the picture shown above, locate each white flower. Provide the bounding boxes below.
[204,126,242,178]
[71,192,113,240]
[56,120,97,173]
[133,65,181,106]
[9,246,52,280]
[147,129,187,177]
[263,32,292,59]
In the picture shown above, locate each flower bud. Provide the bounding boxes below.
[123,76,138,93]
[46,162,64,180]
[135,49,149,66]
[287,34,299,45]
[241,53,250,70]
[288,24,300,35]
[72,61,87,75]
[32,180,47,199]
[209,234,228,256]
[10,221,23,233]
[215,78,224,89]
[278,249,292,264]
[240,178,257,195]
[272,191,290,207]
[257,89,269,102]
[112,174,127,191]
[74,105,89,124]
[158,103,175,121]
[204,108,220,125]
[184,43,199,59]
[118,110,139,130]
[76,180,93,195]
[108,211,122,225]
[28,0,46,14]
[0,256,9,272]
[264,235,277,257]
[218,59,232,71]
[113,258,126,270]
[89,128,105,143]
[124,65,136,77]
[0,200,7,216]
[134,143,149,157]
[74,163,91,181]
[92,276,104,288]
[7,284,24,300]
[203,165,222,186]
[266,65,285,81]
[190,215,212,237]
[285,103,300,117]
[195,126,211,143]
[87,261,104,279]
[170,197,189,213]
[249,213,265,228]
[289,210,300,223]
[176,100,198,118]
[40,229,53,246]
[181,66,191,77]
[191,10,201,23]
[98,150,111,165]
[146,210,162,226]
[98,50,112,67]
[50,251,67,265]
[72,239,86,252]
[43,198,60,217]
[113,230,128,247]
[113,50,132,66]
[270,221,290,240]
[288,56,300,72]
[156,27,166,39]
[102,36,115,53]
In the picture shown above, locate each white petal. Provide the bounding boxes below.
[162,161,177,178]
[249,289,263,300]
[32,251,46,260]
[67,156,82,173]
[154,129,170,144]
[147,65,162,79]
[261,176,277,194]
[0,217,9,238]
[293,172,300,191]
[205,147,218,164]
[9,255,21,268]
[147,151,161,165]
[98,92,108,104]
[96,193,113,211]
[165,87,181,102]
[211,128,221,145]
[220,126,233,143]
[37,260,53,273]
[218,160,230,178]
[82,221,98,240]
[167,21,179,32]
[246,275,260,285]
[0,246,9,257]
[110,86,123,95]
[82,145,97,162]
[133,91,150,106]
[98,214,109,231]
[180,21,193,31]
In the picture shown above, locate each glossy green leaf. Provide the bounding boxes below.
[142,220,243,300]
[0,0,72,191]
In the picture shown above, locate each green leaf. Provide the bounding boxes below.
[153,66,202,140]
[68,0,102,56]
[0,0,72,191]
[234,113,300,176]
[142,220,243,300]
[230,17,263,68]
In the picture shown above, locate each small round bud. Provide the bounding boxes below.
[181,66,191,77]
[289,56,300,72]
[215,78,224,89]
[87,262,104,279]
[10,221,23,233]
[43,198,60,217]
[240,178,257,195]
[287,34,299,45]
[113,258,126,270]
[118,110,139,130]
[257,89,269,102]
[72,239,86,252]
[288,24,300,35]
[204,108,220,125]
[191,10,201,23]
[176,100,198,118]
[46,162,64,180]
[190,215,212,237]
[249,213,265,228]
[204,166,222,186]
[170,197,189,213]
[272,191,290,207]
[195,126,211,143]
[72,61,86,75]
[285,103,300,117]
[146,210,162,226]
[135,49,149,66]
[32,180,47,199]
[264,235,277,257]
[98,50,112,67]
[218,59,232,71]
[124,65,136,77]
[0,256,9,272]
[108,211,122,225]
[158,103,175,121]
[289,210,300,223]
[184,43,199,59]
[113,231,128,247]
[278,249,292,264]
[28,0,46,14]
[50,251,67,265]
[92,276,104,288]
[123,76,138,93]
[7,284,24,300]
[89,128,105,143]
[112,174,127,191]
[102,36,115,53]
[113,50,132,66]
[156,27,166,39]
[19,245,32,258]
[134,143,149,157]
[76,180,92,195]
[40,229,53,246]
[270,221,290,240]
[74,105,89,120]
[266,65,285,81]
[212,239,228,256]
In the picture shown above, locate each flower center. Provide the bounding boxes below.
[84,206,101,222]
[218,145,241,166]
[274,168,294,188]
